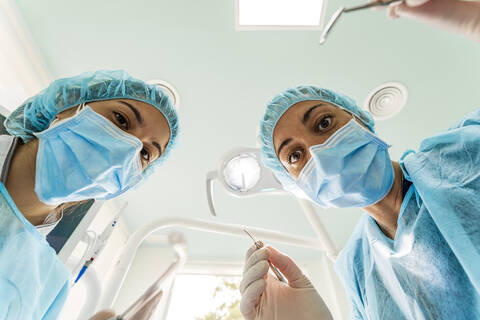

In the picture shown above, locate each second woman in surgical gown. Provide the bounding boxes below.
[239,85,480,320]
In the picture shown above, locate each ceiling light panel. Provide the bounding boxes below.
[236,0,326,30]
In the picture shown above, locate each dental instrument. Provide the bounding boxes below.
[114,232,187,320]
[99,216,335,309]
[244,228,287,284]
[74,213,120,283]
[319,0,404,44]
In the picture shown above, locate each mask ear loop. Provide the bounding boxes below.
[344,110,375,134]
[76,103,86,114]
[343,110,363,128]
[49,103,86,128]
[342,109,356,122]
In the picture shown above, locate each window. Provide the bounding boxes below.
[0,85,28,114]
[167,274,242,319]
[235,0,326,30]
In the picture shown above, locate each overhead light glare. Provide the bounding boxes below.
[236,0,325,30]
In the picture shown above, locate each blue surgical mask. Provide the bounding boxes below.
[296,119,394,208]
[34,105,143,205]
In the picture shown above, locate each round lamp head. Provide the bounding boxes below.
[206,147,285,216]
[222,153,261,192]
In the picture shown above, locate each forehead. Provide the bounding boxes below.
[136,99,169,132]
[272,100,340,146]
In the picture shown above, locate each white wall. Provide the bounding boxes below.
[113,245,176,316]
[0,0,51,110]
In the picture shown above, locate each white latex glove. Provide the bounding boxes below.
[88,309,116,320]
[376,0,480,42]
[239,243,333,320]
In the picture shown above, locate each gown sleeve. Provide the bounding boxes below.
[43,280,71,319]
[334,215,370,320]
[401,106,480,294]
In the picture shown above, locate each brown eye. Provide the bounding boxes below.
[140,149,150,163]
[316,115,332,132]
[113,112,128,130]
[288,150,303,164]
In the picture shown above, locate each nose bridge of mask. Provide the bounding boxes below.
[57,104,142,149]
[296,156,317,183]
[83,106,142,150]
[47,103,85,129]
[44,104,143,175]
[35,104,146,205]
[314,120,359,150]
[297,119,386,182]
[78,106,144,174]
[312,119,389,155]
[299,120,358,175]
[294,117,394,208]
[296,120,354,182]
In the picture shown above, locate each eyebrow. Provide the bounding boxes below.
[277,138,292,157]
[153,141,163,158]
[119,100,143,125]
[302,103,325,124]
[276,103,326,156]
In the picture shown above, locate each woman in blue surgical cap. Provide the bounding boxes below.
[0,70,178,319]
[239,86,480,320]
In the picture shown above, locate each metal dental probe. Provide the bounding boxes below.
[319,0,404,44]
[244,228,288,283]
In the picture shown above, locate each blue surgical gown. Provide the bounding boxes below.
[335,107,480,320]
[0,182,71,319]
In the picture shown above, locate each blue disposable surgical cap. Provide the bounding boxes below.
[260,85,375,191]
[5,70,179,176]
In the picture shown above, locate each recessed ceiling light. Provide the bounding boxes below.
[235,0,326,30]
[148,79,180,110]
[363,82,408,120]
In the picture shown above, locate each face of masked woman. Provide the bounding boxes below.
[56,99,171,169]
[272,100,356,179]
[34,99,171,205]
[272,100,394,208]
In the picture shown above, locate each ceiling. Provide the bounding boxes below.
[16,0,480,261]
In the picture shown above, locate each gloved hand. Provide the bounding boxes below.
[375,0,480,42]
[88,309,116,320]
[239,243,333,320]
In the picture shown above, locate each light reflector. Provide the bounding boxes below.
[222,154,261,192]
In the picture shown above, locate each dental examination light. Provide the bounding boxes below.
[205,147,338,260]
[206,147,285,217]
[319,0,403,44]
